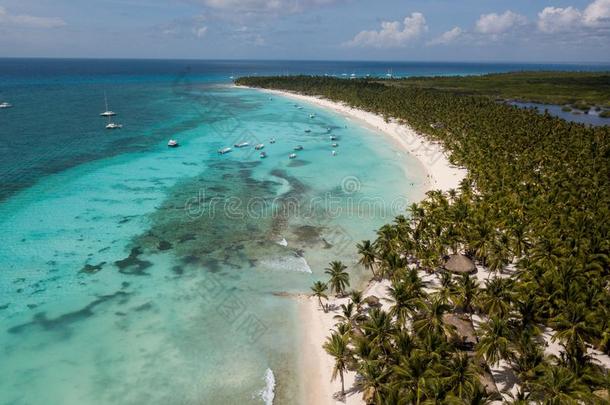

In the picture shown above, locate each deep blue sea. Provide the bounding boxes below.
[0,59,607,405]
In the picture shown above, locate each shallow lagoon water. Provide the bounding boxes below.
[0,80,426,404]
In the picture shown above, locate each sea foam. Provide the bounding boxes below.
[259,254,312,273]
[259,368,275,405]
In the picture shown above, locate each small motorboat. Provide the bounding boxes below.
[289,153,297,159]
[218,147,232,154]
[269,138,276,144]
[294,145,303,151]
[332,143,339,147]
[234,142,249,148]
[332,150,337,156]
[168,139,179,148]
[297,106,303,110]
[304,129,311,133]
[329,135,337,141]
[106,122,123,129]
[259,152,267,159]
[255,143,265,150]
[0,102,13,109]
[309,114,315,119]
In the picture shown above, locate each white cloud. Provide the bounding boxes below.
[538,7,582,33]
[194,26,208,38]
[346,12,428,48]
[0,6,66,29]
[536,0,610,34]
[475,10,527,35]
[427,26,463,45]
[583,0,610,26]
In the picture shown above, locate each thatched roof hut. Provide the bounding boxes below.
[443,313,477,350]
[365,295,380,307]
[443,254,476,274]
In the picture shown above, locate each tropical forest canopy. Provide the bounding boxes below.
[385,71,610,107]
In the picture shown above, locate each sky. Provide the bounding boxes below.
[0,0,610,62]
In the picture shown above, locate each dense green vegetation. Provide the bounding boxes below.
[382,71,610,106]
[237,75,610,403]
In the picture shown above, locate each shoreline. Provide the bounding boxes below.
[245,86,466,193]
[238,86,466,404]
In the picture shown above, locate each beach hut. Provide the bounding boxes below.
[443,254,476,275]
[365,295,381,308]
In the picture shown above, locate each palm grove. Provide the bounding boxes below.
[237,75,610,403]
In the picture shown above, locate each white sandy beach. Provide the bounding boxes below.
[243,88,467,404]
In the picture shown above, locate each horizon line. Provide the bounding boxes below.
[1,57,610,66]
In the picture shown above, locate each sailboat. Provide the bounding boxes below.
[0,102,12,109]
[106,117,123,129]
[100,92,116,117]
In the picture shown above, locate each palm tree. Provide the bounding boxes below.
[325,261,350,296]
[550,303,596,360]
[529,365,591,404]
[323,332,351,398]
[478,277,513,318]
[441,352,481,400]
[451,274,480,314]
[333,301,365,331]
[476,316,512,367]
[358,360,389,404]
[310,281,328,312]
[393,352,435,404]
[349,290,364,313]
[412,296,455,339]
[361,308,395,355]
[357,240,378,279]
[387,279,422,327]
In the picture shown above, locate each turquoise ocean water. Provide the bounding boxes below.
[0,59,607,404]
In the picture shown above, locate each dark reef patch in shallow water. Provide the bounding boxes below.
[158,240,173,251]
[178,233,197,243]
[115,247,152,276]
[130,162,289,263]
[8,291,131,334]
[293,225,323,244]
[287,160,311,167]
[133,302,153,312]
[80,261,106,274]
